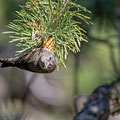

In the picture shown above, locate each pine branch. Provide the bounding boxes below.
[3,0,92,66]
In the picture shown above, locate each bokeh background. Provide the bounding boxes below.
[0,0,120,120]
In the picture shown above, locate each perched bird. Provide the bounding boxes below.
[0,48,58,73]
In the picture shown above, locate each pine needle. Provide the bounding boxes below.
[4,0,92,66]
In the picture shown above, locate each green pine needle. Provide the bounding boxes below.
[5,0,92,66]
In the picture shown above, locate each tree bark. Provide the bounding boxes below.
[74,77,120,120]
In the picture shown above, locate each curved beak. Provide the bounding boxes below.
[44,62,48,69]
[40,60,49,69]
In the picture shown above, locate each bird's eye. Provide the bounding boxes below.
[49,57,52,60]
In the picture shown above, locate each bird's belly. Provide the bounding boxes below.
[17,64,54,73]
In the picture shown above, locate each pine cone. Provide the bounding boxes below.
[43,37,55,54]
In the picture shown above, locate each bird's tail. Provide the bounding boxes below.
[0,58,16,68]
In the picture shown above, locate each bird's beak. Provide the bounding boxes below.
[44,62,49,69]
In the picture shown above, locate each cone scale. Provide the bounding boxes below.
[43,37,55,55]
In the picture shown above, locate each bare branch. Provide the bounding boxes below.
[108,43,119,74]
[74,77,120,120]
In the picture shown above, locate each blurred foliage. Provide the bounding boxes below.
[0,0,26,47]
[1,0,25,21]
[76,0,116,30]
[0,0,120,120]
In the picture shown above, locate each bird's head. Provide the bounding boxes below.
[39,49,58,72]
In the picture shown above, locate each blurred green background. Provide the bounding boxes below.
[0,0,120,120]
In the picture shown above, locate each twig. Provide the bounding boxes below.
[87,35,109,44]
[22,73,37,103]
[73,53,80,114]
[108,43,119,74]
[118,33,120,70]
[74,95,80,114]
[113,22,120,72]
[74,95,88,114]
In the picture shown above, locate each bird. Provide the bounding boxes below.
[0,48,58,73]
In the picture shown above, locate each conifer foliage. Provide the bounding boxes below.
[4,0,91,66]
